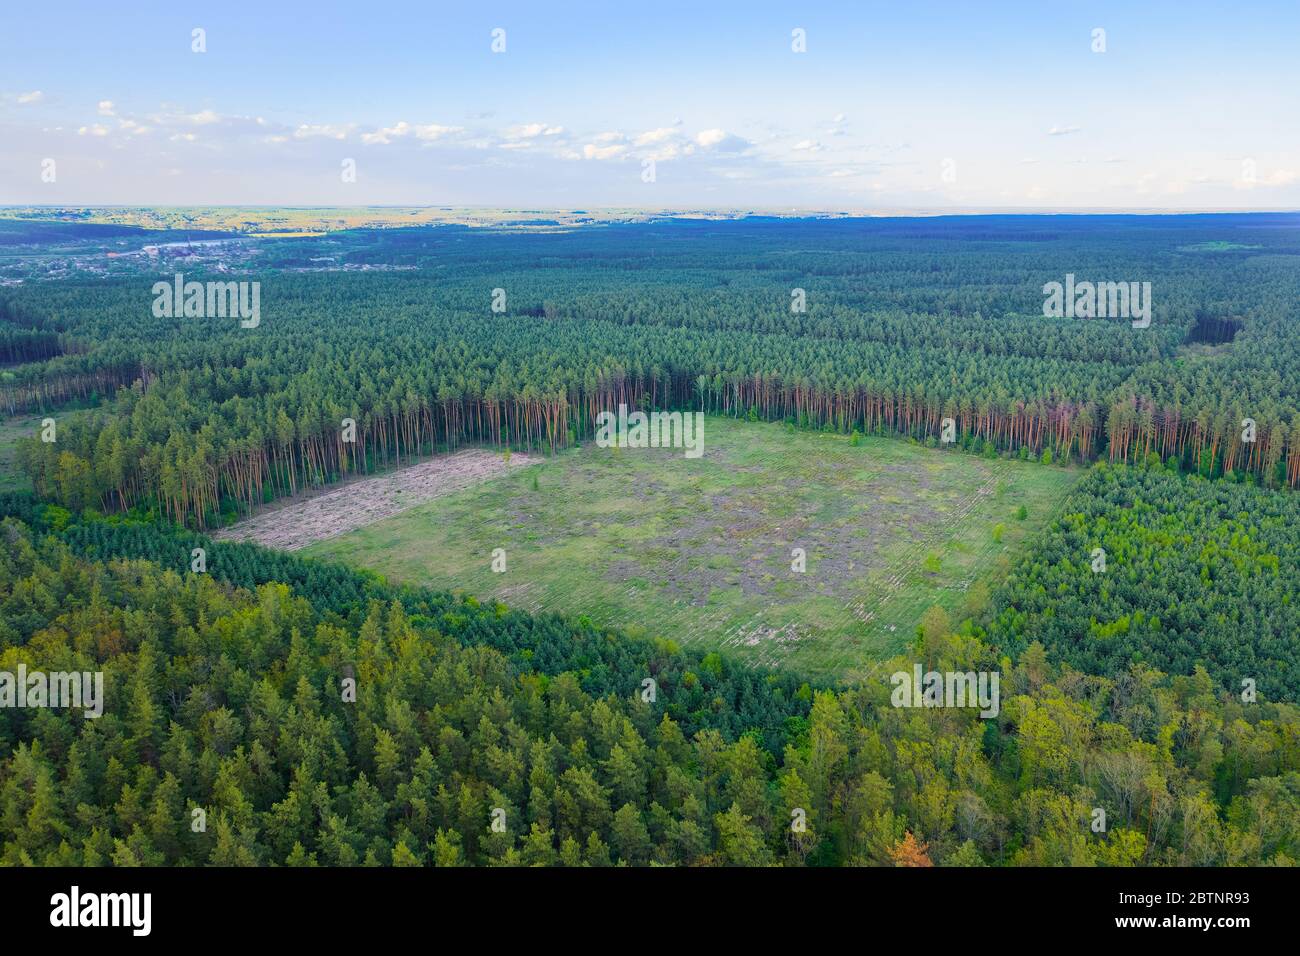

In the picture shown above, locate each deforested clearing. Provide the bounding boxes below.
[305,417,1079,678]
[215,448,535,551]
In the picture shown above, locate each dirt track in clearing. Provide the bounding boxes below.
[214,449,535,551]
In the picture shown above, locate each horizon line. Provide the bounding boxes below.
[2,204,1298,216]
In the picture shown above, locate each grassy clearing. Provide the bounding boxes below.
[306,418,1080,679]
[214,449,538,551]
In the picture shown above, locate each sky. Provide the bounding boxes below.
[2,0,1298,209]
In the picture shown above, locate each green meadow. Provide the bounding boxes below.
[307,418,1079,678]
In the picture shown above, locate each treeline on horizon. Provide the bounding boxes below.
[4,215,1300,528]
[2,470,1298,867]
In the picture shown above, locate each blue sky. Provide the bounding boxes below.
[2,0,1297,208]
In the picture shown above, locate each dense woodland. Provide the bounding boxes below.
[2,215,1298,867]
[5,215,1300,527]
[981,464,1300,702]
[2,498,1297,867]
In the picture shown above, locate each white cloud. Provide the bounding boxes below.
[827,113,849,136]
[792,139,823,152]
[695,129,751,152]
[1047,125,1081,136]
[1234,167,1298,190]
[412,123,461,141]
[634,127,677,146]
[16,91,44,104]
[77,124,110,137]
[294,123,351,140]
[582,142,628,160]
[508,122,564,139]
[97,100,115,116]
[361,121,462,145]
[643,142,695,162]
[360,124,401,144]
